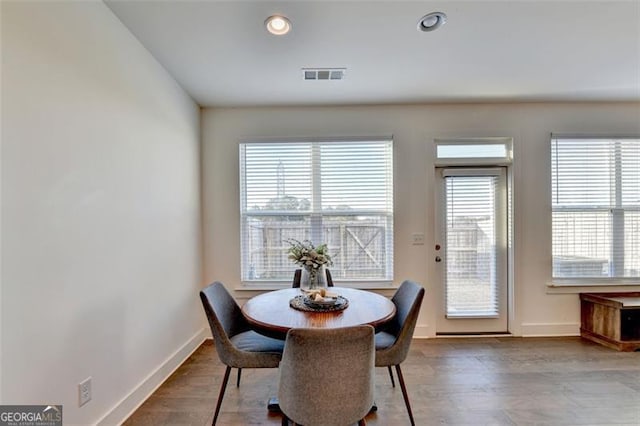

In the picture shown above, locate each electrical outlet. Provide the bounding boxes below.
[78,377,92,407]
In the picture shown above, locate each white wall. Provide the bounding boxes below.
[1,1,203,424]
[0,0,4,404]
[201,103,640,338]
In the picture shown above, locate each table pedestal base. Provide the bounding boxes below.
[267,398,378,414]
[267,397,281,413]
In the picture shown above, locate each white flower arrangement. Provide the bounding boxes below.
[286,239,333,270]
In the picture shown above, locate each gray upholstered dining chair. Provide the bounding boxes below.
[374,280,425,426]
[200,282,285,425]
[291,268,334,288]
[278,326,375,426]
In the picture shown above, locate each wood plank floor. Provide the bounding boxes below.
[124,337,640,425]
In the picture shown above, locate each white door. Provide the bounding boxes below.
[435,167,508,334]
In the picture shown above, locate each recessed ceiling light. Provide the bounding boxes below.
[418,12,447,32]
[265,15,291,35]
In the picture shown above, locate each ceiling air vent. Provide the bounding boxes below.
[302,68,346,81]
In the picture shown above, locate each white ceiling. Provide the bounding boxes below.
[105,0,640,107]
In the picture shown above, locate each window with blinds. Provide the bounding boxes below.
[442,169,507,317]
[239,139,393,283]
[551,136,640,282]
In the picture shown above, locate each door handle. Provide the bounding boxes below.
[435,256,442,262]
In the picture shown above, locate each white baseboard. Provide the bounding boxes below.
[413,325,431,339]
[96,328,209,426]
[520,322,580,337]
[413,323,580,338]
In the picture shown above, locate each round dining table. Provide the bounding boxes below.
[242,286,396,413]
[241,287,396,340]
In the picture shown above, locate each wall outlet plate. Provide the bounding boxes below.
[79,377,92,407]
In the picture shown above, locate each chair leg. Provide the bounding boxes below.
[394,364,415,426]
[387,365,395,387]
[212,366,231,426]
[281,415,288,425]
[358,419,367,425]
[236,368,242,387]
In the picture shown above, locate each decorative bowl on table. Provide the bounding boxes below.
[304,295,339,308]
[303,288,337,305]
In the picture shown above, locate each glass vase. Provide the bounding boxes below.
[300,264,327,291]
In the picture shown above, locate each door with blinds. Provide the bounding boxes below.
[435,167,508,333]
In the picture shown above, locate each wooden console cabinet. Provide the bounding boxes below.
[580,292,640,351]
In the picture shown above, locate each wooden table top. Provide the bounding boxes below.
[241,287,396,339]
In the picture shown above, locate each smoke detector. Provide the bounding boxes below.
[302,68,346,81]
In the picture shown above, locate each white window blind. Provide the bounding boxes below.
[442,169,506,317]
[240,139,393,283]
[551,136,640,282]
